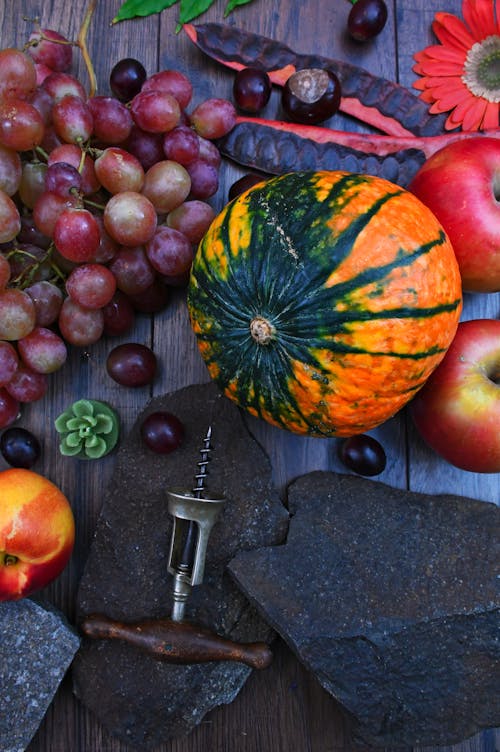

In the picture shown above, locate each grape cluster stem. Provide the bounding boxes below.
[24,0,98,97]
[77,0,98,97]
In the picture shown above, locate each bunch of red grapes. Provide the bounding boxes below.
[0,27,237,429]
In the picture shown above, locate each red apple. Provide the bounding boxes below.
[410,319,500,473]
[408,137,500,293]
[0,468,75,600]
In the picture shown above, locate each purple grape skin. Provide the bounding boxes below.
[140,411,184,454]
[338,434,387,476]
[228,173,264,201]
[106,343,157,387]
[347,0,388,42]
[0,426,41,468]
[233,67,272,114]
[110,58,147,102]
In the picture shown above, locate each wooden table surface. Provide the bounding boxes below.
[1,0,498,750]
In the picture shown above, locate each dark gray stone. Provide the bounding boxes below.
[0,598,80,752]
[73,382,288,749]
[228,470,500,748]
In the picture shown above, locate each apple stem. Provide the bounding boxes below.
[3,553,18,566]
[486,360,500,384]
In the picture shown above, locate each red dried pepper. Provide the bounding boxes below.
[183,23,450,138]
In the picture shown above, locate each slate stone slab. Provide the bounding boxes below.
[228,470,500,748]
[73,382,289,749]
[0,598,80,752]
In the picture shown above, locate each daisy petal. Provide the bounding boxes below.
[413,50,435,66]
[412,58,427,75]
[412,77,461,98]
[417,90,435,104]
[412,60,436,77]
[412,53,438,73]
[444,95,479,129]
[419,44,467,64]
[416,60,465,76]
[418,75,467,89]
[462,0,496,40]
[447,92,477,122]
[462,95,488,130]
[412,77,428,91]
[480,100,499,129]
[429,98,455,114]
[432,12,476,50]
[427,81,470,102]
[413,48,431,62]
[472,0,498,36]
[428,85,469,112]
[444,110,464,130]
[426,75,469,92]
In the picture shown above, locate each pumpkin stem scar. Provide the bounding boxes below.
[250,316,275,345]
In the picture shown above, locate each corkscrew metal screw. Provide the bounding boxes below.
[167,426,226,622]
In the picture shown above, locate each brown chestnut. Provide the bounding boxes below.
[281,68,341,125]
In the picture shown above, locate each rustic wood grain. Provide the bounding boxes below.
[0,0,497,750]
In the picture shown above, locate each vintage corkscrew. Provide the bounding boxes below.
[81,426,272,670]
[166,425,225,622]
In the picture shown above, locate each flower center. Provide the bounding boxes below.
[463,35,500,102]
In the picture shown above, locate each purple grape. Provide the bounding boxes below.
[228,173,264,201]
[0,426,41,468]
[106,343,157,387]
[110,58,147,102]
[162,125,200,166]
[45,161,83,198]
[348,0,388,41]
[140,411,184,454]
[233,67,272,114]
[338,434,386,476]
[102,290,135,337]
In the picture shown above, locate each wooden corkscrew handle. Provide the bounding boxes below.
[81,613,273,670]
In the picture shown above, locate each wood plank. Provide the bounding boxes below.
[0,1,496,750]
[396,0,499,505]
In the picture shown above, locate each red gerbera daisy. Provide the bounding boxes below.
[413,0,500,131]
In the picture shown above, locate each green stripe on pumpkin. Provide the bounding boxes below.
[188,170,462,436]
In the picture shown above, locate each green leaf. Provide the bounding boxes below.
[224,0,253,16]
[65,432,82,449]
[72,399,94,418]
[59,440,83,457]
[112,0,178,24]
[55,411,72,432]
[84,437,108,459]
[94,414,114,434]
[177,0,215,26]
[114,0,257,29]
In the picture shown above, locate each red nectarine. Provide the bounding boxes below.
[0,468,75,601]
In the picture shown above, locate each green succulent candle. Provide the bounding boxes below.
[55,399,120,460]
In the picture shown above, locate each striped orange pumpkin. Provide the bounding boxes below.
[187,170,462,437]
